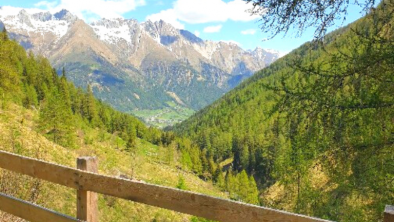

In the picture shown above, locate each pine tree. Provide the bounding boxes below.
[2,26,8,41]
[61,67,66,80]
[39,88,75,147]
[213,167,225,189]
[247,175,259,205]
[216,171,225,190]
[0,33,20,94]
[190,146,202,174]
[84,84,98,125]
[225,169,238,200]
[60,73,71,107]
[126,127,137,150]
[237,170,249,202]
[22,83,38,108]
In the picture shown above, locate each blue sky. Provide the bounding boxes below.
[0,0,371,53]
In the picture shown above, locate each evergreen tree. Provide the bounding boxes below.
[39,88,75,147]
[189,146,203,174]
[84,84,98,125]
[214,167,225,190]
[247,175,259,205]
[60,75,71,107]
[0,32,20,94]
[22,83,38,108]
[237,170,249,202]
[225,169,238,200]
[2,26,8,41]
[126,127,137,150]
[61,67,66,80]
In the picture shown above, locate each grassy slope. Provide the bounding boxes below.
[0,103,226,222]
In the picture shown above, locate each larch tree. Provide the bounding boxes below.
[84,84,98,125]
[39,88,75,147]
[245,0,378,39]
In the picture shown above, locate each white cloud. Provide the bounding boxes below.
[146,9,185,29]
[279,51,290,58]
[36,0,145,21]
[203,25,222,33]
[241,29,256,35]
[194,30,200,37]
[0,6,45,17]
[146,0,258,26]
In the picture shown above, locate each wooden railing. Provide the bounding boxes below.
[0,150,390,222]
[386,206,394,222]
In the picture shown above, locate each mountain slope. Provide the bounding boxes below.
[0,103,227,222]
[0,25,230,222]
[174,3,394,222]
[0,7,282,126]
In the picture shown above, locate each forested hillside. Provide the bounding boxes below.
[0,26,261,221]
[175,2,394,221]
[0,8,281,127]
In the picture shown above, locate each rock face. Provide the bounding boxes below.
[0,20,4,31]
[0,7,282,114]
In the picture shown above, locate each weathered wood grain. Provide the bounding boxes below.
[385,205,394,222]
[77,157,98,222]
[0,192,80,222]
[0,150,332,222]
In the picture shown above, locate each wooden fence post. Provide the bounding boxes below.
[385,205,394,222]
[77,157,98,222]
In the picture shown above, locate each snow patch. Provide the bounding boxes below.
[91,19,132,45]
[0,7,72,39]
[192,40,221,60]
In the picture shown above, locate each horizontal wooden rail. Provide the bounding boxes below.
[0,192,81,222]
[0,150,332,222]
[385,205,394,222]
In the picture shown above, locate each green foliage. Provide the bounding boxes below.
[39,87,75,147]
[0,31,21,96]
[84,84,98,125]
[247,175,260,205]
[126,128,137,150]
[175,2,394,221]
[0,28,234,222]
[0,30,216,197]
[176,175,188,190]
[224,169,260,204]
[190,217,215,222]
[22,83,38,108]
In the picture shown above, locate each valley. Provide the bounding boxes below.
[133,101,194,128]
[0,1,393,222]
[0,7,281,126]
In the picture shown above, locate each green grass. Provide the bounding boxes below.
[132,101,195,128]
[0,103,226,221]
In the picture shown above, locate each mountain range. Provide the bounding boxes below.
[0,7,282,126]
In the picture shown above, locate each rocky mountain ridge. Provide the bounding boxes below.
[0,7,282,126]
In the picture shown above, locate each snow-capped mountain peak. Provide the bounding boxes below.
[0,7,76,38]
[54,9,78,22]
[1,6,284,125]
[90,18,140,45]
